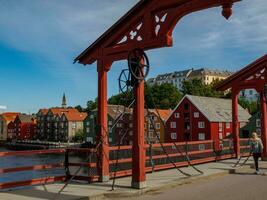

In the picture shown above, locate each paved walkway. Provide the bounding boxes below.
[0,158,266,200]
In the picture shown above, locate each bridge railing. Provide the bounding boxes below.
[0,149,66,190]
[0,139,251,190]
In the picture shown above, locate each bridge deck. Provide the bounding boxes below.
[1,158,265,200]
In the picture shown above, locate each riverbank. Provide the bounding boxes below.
[1,140,82,151]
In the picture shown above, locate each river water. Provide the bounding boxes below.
[0,147,65,184]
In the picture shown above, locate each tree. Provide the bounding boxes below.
[75,105,84,112]
[72,129,85,143]
[145,83,182,109]
[108,83,182,109]
[238,97,259,115]
[85,99,97,113]
[182,78,227,98]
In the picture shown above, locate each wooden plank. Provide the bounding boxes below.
[0,163,64,174]
[0,176,65,189]
[0,149,65,157]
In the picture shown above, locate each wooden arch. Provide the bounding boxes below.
[217,55,267,158]
[75,0,241,189]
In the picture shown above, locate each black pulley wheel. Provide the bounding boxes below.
[118,69,131,93]
[128,49,150,80]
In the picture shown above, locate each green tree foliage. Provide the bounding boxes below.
[145,83,182,109]
[74,99,97,113]
[72,129,85,142]
[108,83,182,109]
[238,97,259,115]
[182,78,227,98]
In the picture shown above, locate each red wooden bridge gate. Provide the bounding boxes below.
[74,0,241,189]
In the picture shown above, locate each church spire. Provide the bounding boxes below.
[62,93,67,108]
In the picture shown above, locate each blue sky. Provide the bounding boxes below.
[0,0,266,113]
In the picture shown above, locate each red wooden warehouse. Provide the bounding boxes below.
[165,95,251,150]
[75,0,241,189]
[14,114,36,140]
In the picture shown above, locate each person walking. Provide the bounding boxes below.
[250,132,264,174]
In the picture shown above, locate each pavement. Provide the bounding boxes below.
[0,158,266,200]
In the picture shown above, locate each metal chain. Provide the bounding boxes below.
[145,85,203,175]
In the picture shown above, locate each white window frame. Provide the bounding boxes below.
[194,112,199,118]
[199,144,205,151]
[170,122,176,128]
[198,133,205,141]
[198,122,205,129]
[174,113,180,118]
[171,132,177,140]
[156,123,160,129]
[256,119,261,128]
[226,122,230,129]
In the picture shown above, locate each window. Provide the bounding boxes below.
[72,123,76,129]
[156,123,160,129]
[184,103,189,110]
[226,132,231,137]
[219,132,223,140]
[226,122,230,129]
[108,121,112,126]
[171,132,177,140]
[194,112,199,118]
[149,132,154,138]
[109,138,112,142]
[117,123,122,128]
[129,131,133,136]
[170,122,176,128]
[256,119,261,128]
[129,123,133,128]
[199,144,205,151]
[198,122,205,128]
[157,132,160,139]
[219,122,223,132]
[198,133,205,141]
[86,127,90,133]
[174,113,180,118]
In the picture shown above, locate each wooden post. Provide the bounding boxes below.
[232,88,240,158]
[132,79,146,189]
[260,91,267,159]
[97,60,109,182]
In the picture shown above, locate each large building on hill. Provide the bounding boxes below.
[36,94,87,142]
[147,68,232,91]
[165,95,251,150]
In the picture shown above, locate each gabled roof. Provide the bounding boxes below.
[188,68,232,78]
[92,105,132,119]
[38,109,49,115]
[74,0,147,64]
[63,112,88,122]
[146,109,172,121]
[49,108,78,115]
[186,95,251,122]
[216,54,267,91]
[1,112,20,123]
[16,114,34,123]
[167,95,251,122]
